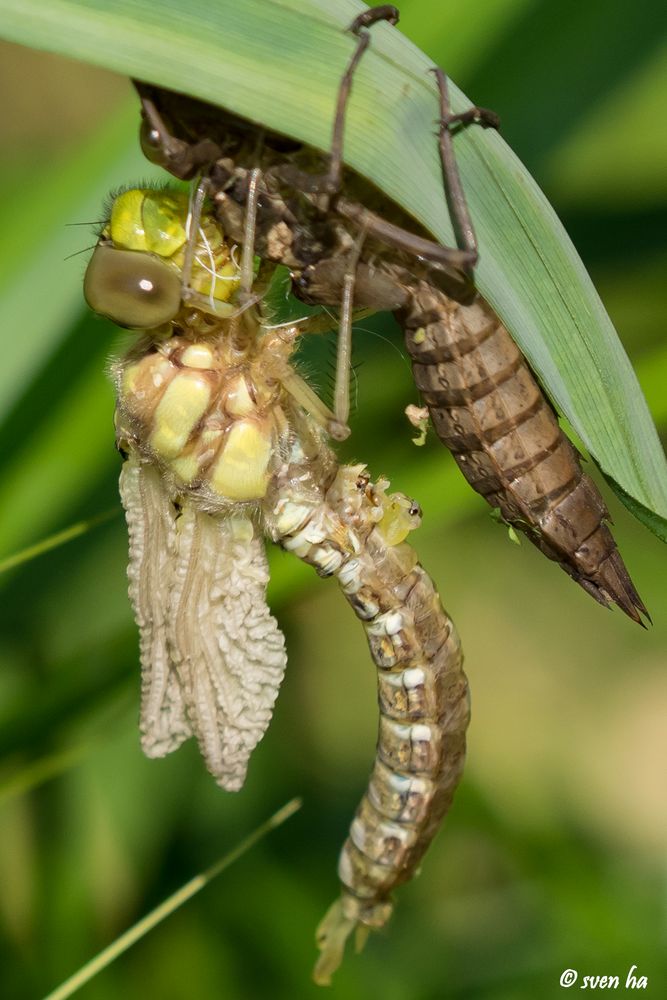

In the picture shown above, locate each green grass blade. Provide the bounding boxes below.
[0,744,90,806]
[0,0,665,537]
[41,797,302,1000]
[0,509,117,575]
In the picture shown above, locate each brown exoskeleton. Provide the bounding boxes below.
[132,4,646,623]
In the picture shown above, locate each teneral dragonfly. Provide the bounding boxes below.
[83,183,469,983]
[132,4,646,623]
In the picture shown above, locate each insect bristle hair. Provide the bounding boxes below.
[97,180,187,238]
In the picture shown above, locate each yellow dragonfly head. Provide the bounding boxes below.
[84,187,241,330]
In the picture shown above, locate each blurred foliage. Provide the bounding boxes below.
[0,1,665,997]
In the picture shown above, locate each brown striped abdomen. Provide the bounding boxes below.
[400,281,646,623]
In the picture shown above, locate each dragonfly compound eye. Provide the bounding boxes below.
[139,118,166,165]
[84,245,182,329]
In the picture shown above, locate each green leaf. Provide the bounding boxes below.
[0,0,665,537]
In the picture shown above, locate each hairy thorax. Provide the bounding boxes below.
[115,332,292,508]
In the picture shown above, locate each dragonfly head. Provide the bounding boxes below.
[84,187,241,330]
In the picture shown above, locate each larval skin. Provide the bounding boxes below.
[130,82,646,624]
[400,280,646,622]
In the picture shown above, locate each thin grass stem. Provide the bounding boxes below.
[42,797,302,1000]
[0,509,118,575]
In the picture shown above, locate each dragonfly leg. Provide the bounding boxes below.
[347,4,401,31]
[333,225,368,430]
[240,165,351,439]
[280,367,350,442]
[284,227,388,439]
[336,197,476,276]
[273,304,354,442]
[262,6,473,283]
[228,167,269,348]
[180,177,259,322]
[268,6,399,200]
[181,176,209,297]
[239,168,262,298]
[432,67,500,273]
[267,300,355,441]
[324,5,400,196]
[270,296,352,439]
[178,172,265,324]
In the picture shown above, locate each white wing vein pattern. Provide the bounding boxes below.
[120,454,288,790]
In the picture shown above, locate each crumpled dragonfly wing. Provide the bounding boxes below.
[120,455,192,757]
[120,453,288,790]
[166,504,287,791]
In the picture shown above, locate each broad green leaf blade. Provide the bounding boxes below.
[0,0,665,536]
[608,486,667,546]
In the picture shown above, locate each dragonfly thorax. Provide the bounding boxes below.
[115,333,292,507]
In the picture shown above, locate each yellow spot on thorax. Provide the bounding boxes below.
[121,361,143,397]
[120,354,175,424]
[168,453,201,484]
[210,419,273,500]
[180,343,214,369]
[149,372,211,459]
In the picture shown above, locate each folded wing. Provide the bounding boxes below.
[120,453,287,790]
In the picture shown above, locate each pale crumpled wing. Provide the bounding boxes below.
[119,451,288,791]
[166,505,287,790]
[119,453,192,757]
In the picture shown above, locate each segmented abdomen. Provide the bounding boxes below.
[265,462,468,983]
[400,281,645,622]
[340,542,466,905]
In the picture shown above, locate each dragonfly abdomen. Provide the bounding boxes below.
[266,461,468,983]
[401,281,646,622]
[344,558,467,888]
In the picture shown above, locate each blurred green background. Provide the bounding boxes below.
[0,0,665,997]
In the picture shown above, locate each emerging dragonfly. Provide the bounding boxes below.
[134,4,646,623]
[83,182,469,983]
